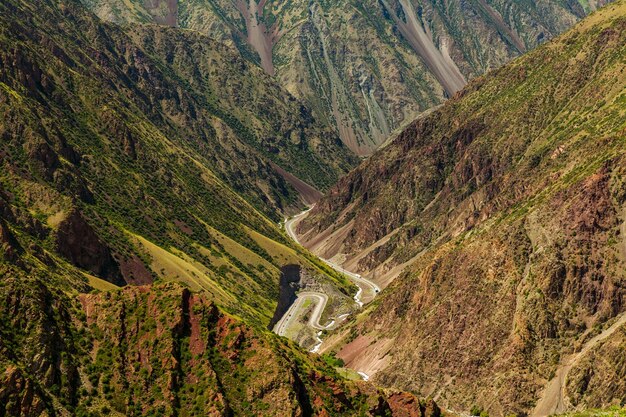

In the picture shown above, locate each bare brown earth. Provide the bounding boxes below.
[336,335,395,381]
[272,163,323,206]
[380,0,466,96]
[143,0,178,26]
[236,0,278,75]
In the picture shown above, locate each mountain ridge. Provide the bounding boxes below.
[0,0,362,327]
[1,0,625,415]
[83,0,607,154]
[0,0,428,414]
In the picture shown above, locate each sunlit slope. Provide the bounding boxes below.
[300,1,626,415]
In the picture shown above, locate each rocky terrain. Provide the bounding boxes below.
[0,0,358,318]
[0,0,456,414]
[298,1,626,415]
[0,0,335,395]
[0,276,448,416]
[82,0,606,154]
[5,0,358,215]
[2,0,625,415]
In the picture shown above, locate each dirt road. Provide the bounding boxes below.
[273,291,331,336]
[531,312,626,416]
[284,207,380,306]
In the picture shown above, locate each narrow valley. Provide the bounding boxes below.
[1,0,625,416]
[273,207,380,355]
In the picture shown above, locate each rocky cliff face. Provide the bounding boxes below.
[299,2,626,415]
[84,0,606,154]
[0,276,448,417]
[55,210,124,285]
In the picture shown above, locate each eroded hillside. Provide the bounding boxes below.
[297,1,626,415]
[0,0,444,414]
[0,276,447,416]
[83,0,605,154]
[0,0,362,325]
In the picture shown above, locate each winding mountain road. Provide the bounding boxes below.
[274,207,380,353]
[284,207,380,306]
[273,291,332,336]
[321,259,380,307]
[531,312,626,416]
[284,207,313,244]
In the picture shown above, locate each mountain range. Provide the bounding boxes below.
[83,0,608,154]
[0,0,625,415]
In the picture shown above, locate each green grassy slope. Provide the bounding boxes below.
[0,1,404,414]
[0,0,358,326]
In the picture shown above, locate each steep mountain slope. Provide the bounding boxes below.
[297,1,626,415]
[84,0,607,154]
[123,24,357,195]
[0,0,361,328]
[9,0,356,213]
[0,276,449,417]
[0,0,447,414]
